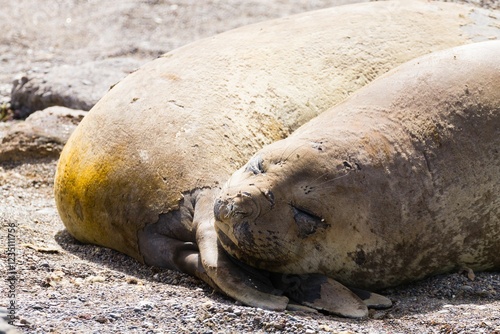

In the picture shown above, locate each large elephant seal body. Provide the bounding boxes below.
[215,41,500,305]
[55,1,500,313]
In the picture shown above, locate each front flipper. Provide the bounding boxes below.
[194,192,289,311]
[271,273,368,318]
[138,219,218,288]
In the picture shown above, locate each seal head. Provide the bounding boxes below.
[214,139,340,273]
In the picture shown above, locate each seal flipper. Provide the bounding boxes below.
[194,192,289,311]
[272,273,368,318]
[349,287,392,309]
[138,220,219,288]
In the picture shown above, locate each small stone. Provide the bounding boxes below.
[126,277,139,284]
[460,285,473,292]
[478,290,491,297]
[138,300,155,310]
[370,309,388,320]
[142,321,154,328]
[182,314,196,322]
[86,275,106,283]
[78,314,92,320]
[273,322,284,330]
[73,278,84,286]
[95,316,108,324]
[109,313,121,319]
[202,301,214,310]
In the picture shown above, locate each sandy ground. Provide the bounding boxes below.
[1,1,499,333]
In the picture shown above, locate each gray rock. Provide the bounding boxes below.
[109,313,122,319]
[10,58,142,118]
[0,106,86,162]
[137,301,155,311]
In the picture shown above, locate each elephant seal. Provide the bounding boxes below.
[214,41,500,317]
[54,2,500,314]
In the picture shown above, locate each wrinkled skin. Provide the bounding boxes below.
[214,41,500,317]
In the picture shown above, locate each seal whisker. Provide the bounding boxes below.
[279,141,311,164]
[311,170,354,189]
[253,208,315,264]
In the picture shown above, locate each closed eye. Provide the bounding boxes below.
[244,155,265,175]
[291,205,327,237]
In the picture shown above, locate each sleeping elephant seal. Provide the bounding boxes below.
[214,41,500,317]
[54,1,500,314]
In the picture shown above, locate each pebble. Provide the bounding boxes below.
[86,275,106,283]
[95,316,108,324]
[142,321,154,328]
[460,285,474,292]
[138,301,155,310]
[182,314,197,322]
[109,313,122,319]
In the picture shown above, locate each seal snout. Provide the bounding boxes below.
[213,198,229,222]
[214,192,257,222]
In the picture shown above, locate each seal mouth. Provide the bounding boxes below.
[215,224,240,253]
[216,223,289,269]
[214,217,241,248]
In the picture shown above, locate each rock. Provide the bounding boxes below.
[0,106,85,162]
[109,313,121,319]
[10,58,142,118]
[85,275,106,283]
[94,316,108,324]
[137,301,155,311]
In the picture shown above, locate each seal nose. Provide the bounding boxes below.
[214,192,256,222]
[214,198,227,222]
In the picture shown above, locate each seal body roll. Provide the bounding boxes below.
[215,41,500,291]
